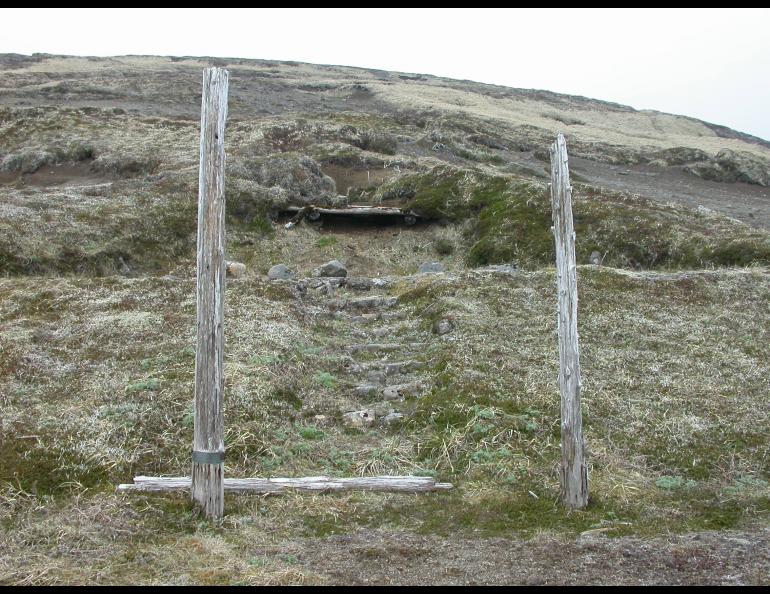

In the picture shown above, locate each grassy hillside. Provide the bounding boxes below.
[1,267,769,583]
[0,54,769,585]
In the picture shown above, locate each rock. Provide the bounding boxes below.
[385,360,419,376]
[226,261,246,278]
[349,343,405,353]
[326,298,347,311]
[380,311,408,321]
[714,149,770,186]
[418,261,445,274]
[343,277,374,291]
[348,296,397,311]
[315,277,345,290]
[292,280,308,299]
[382,383,422,400]
[683,149,770,187]
[343,409,375,429]
[589,251,602,266]
[382,412,404,426]
[353,384,379,398]
[314,259,347,277]
[366,371,387,385]
[433,318,454,336]
[117,256,131,276]
[268,264,294,280]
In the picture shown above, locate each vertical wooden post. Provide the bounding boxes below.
[192,67,229,520]
[549,133,588,510]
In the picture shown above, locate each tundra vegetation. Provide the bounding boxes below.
[0,55,768,585]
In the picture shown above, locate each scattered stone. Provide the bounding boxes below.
[226,261,246,278]
[344,277,374,291]
[371,327,393,338]
[326,298,347,311]
[353,384,379,398]
[380,311,408,321]
[292,280,308,299]
[349,343,406,353]
[382,383,422,400]
[314,259,347,277]
[366,371,387,385]
[321,281,336,297]
[433,318,454,336]
[268,263,294,280]
[385,360,419,376]
[324,278,346,289]
[117,256,131,276]
[348,296,398,311]
[382,412,404,426]
[343,409,375,429]
[418,261,445,274]
[589,251,602,266]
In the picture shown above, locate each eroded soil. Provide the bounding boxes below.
[281,528,770,585]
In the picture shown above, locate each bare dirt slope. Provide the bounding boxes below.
[287,528,770,585]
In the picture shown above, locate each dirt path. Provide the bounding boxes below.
[281,527,770,585]
[570,156,770,230]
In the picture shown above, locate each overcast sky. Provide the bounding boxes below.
[3,8,769,141]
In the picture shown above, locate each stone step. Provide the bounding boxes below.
[347,342,424,354]
[324,310,408,325]
[341,276,393,292]
[381,382,425,400]
[353,320,424,340]
[347,359,422,376]
[327,296,399,312]
[351,381,426,400]
[341,406,407,429]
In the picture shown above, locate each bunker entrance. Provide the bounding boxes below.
[279,205,430,230]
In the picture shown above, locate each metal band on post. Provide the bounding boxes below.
[192,450,225,465]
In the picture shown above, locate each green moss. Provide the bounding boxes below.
[316,236,338,248]
[467,181,552,268]
[297,425,325,440]
[656,475,697,491]
[434,238,454,255]
[0,432,112,495]
[315,371,337,389]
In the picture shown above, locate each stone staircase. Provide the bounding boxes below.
[285,273,447,430]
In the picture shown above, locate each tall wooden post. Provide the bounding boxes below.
[192,67,229,520]
[549,133,588,509]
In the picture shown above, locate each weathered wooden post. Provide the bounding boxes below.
[549,133,588,509]
[192,67,229,520]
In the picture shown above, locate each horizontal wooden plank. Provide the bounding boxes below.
[117,475,453,494]
[284,205,418,217]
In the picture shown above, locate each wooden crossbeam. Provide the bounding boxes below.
[117,475,453,494]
